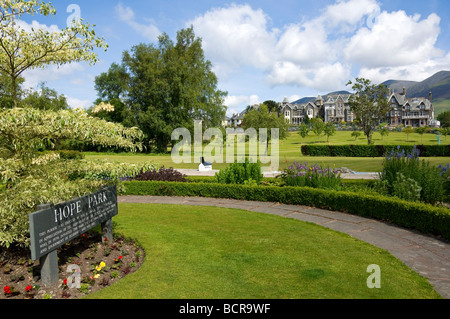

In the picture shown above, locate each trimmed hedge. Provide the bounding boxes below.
[122,181,450,240]
[300,144,450,157]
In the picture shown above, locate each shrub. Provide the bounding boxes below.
[121,180,450,240]
[132,166,187,182]
[215,160,263,185]
[280,162,342,190]
[379,146,446,204]
[300,144,450,157]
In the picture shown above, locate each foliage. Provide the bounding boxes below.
[241,103,289,154]
[0,107,144,161]
[280,162,342,190]
[323,122,336,142]
[437,111,450,128]
[403,126,414,141]
[215,160,263,185]
[347,78,390,144]
[0,0,108,107]
[351,131,361,141]
[392,173,422,202]
[310,118,325,140]
[300,144,450,157]
[298,123,309,139]
[132,166,187,182]
[122,180,450,240]
[21,82,69,111]
[379,146,446,204]
[0,107,154,248]
[96,26,227,152]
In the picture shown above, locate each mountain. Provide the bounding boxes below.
[382,71,450,116]
[382,71,450,101]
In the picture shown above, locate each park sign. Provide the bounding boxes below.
[29,186,118,261]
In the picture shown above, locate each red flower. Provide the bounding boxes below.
[4,286,11,294]
[63,279,68,285]
[118,255,122,260]
[25,285,33,292]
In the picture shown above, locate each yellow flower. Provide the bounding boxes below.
[100,261,106,268]
[94,274,100,279]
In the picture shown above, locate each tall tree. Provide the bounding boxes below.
[347,78,390,145]
[0,0,108,107]
[98,26,227,152]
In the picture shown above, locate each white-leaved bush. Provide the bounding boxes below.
[0,107,157,248]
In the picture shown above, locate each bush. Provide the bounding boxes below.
[300,144,450,157]
[121,180,450,240]
[280,162,342,190]
[57,150,85,160]
[132,166,187,182]
[215,160,263,185]
[379,146,446,204]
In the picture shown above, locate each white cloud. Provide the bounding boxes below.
[115,2,161,41]
[22,63,85,89]
[188,4,278,71]
[190,0,450,93]
[345,11,442,68]
[66,96,93,109]
[225,94,260,108]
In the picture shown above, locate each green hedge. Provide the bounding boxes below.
[300,145,450,157]
[122,181,450,240]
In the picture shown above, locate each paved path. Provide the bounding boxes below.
[118,195,450,299]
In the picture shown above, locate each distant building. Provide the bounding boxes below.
[387,88,435,128]
[278,88,436,128]
[278,93,354,125]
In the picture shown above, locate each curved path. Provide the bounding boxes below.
[118,195,450,299]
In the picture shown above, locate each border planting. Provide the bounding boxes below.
[300,145,450,157]
[121,181,450,241]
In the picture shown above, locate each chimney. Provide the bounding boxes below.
[429,91,432,103]
[402,87,406,95]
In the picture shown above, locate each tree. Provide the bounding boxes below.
[414,126,428,144]
[311,118,325,141]
[263,100,280,115]
[403,126,414,141]
[242,103,289,155]
[378,124,390,141]
[437,111,450,128]
[0,0,108,107]
[299,123,309,140]
[347,78,390,144]
[97,26,227,152]
[351,131,361,141]
[21,82,69,111]
[323,122,336,142]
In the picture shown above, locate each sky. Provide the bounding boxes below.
[17,0,450,116]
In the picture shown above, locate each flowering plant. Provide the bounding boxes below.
[93,261,107,278]
[3,285,19,297]
[280,162,341,190]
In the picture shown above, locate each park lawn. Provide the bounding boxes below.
[84,130,450,172]
[86,203,441,299]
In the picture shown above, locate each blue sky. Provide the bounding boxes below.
[18,0,450,116]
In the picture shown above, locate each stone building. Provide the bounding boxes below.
[387,88,435,128]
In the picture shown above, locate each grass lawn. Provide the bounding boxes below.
[85,203,441,299]
[84,130,450,172]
